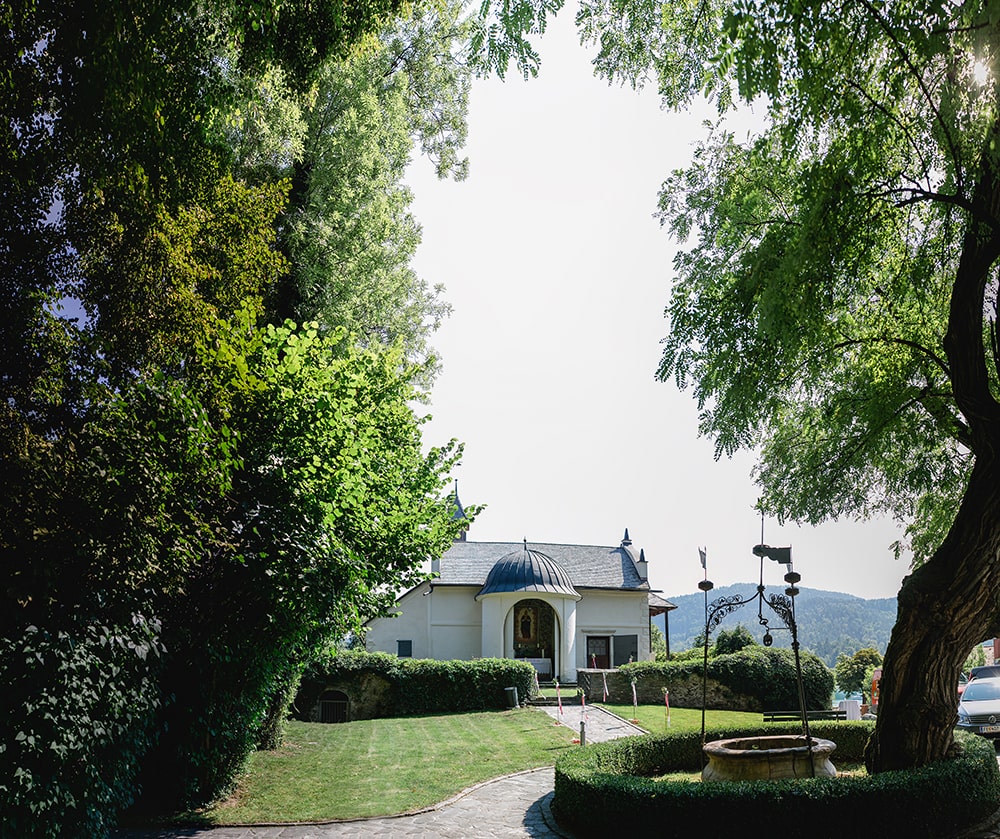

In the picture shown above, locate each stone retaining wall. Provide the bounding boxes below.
[291,670,394,723]
[576,668,760,712]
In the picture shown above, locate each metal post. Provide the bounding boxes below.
[579,720,586,747]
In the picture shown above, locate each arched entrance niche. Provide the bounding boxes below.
[316,689,349,723]
[476,541,581,682]
[509,598,559,681]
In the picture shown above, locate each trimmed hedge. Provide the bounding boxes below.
[619,646,834,711]
[294,650,537,718]
[553,723,1000,839]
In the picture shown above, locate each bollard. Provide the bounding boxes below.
[579,720,586,746]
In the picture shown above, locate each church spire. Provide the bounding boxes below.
[452,480,468,541]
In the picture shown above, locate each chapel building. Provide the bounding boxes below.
[363,497,673,683]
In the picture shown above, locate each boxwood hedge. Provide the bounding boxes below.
[553,722,1000,839]
[295,650,537,717]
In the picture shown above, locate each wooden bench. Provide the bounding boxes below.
[762,709,847,723]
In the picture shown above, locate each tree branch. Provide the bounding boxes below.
[943,113,1000,452]
[854,0,966,195]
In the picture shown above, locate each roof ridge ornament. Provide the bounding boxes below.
[621,528,632,547]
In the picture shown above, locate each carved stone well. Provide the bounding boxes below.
[702,735,837,782]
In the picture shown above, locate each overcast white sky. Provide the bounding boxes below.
[405,6,912,602]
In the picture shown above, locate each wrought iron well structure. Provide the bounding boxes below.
[698,539,815,775]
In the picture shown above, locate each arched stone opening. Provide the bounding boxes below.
[316,688,350,723]
[511,598,558,681]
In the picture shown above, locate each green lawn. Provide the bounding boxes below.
[201,708,575,824]
[599,702,759,734]
[190,704,763,825]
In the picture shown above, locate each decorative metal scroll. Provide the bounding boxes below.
[706,594,753,632]
[766,593,795,631]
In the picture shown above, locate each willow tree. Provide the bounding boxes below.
[576,0,999,770]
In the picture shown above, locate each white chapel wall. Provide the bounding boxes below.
[574,590,651,668]
[428,586,482,660]
[364,584,431,657]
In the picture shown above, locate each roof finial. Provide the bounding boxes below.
[621,528,632,547]
[523,537,528,550]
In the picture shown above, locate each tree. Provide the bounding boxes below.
[651,622,667,658]
[0,0,497,825]
[714,625,757,656]
[965,644,987,672]
[835,647,884,702]
[267,1,474,379]
[128,320,469,811]
[574,0,999,771]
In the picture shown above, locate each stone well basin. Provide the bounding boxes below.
[702,734,837,782]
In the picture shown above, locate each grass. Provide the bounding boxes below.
[598,702,761,734]
[181,704,765,825]
[199,708,577,824]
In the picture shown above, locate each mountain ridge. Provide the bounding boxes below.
[656,583,897,668]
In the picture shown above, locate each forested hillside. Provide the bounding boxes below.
[656,584,897,668]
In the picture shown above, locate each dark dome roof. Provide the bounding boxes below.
[476,542,580,600]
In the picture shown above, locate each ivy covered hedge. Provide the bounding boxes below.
[618,646,834,710]
[0,616,164,839]
[294,650,537,718]
[554,723,1000,839]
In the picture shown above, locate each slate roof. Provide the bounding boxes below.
[648,592,677,613]
[435,540,652,592]
[476,544,580,599]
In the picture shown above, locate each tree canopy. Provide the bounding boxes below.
[0,0,542,828]
[835,647,884,701]
[575,0,999,771]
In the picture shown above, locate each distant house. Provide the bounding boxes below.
[364,498,674,683]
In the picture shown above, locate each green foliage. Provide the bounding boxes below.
[710,647,832,711]
[965,645,986,672]
[0,618,163,839]
[295,650,537,716]
[621,645,834,711]
[650,622,667,659]
[0,0,543,828]
[581,0,1000,769]
[835,647,884,701]
[470,0,566,79]
[574,0,999,568]
[262,0,476,379]
[130,321,469,812]
[713,624,756,655]
[554,727,1000,839]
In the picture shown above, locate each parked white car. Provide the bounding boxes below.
[956,676,1000,738]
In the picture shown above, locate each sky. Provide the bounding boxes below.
[404,6,913,602]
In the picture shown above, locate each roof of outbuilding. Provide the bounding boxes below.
[648,592,677,613]
[435,539,652,592]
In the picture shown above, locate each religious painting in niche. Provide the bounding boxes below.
[515,605,538,643]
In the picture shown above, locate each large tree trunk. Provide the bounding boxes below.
[865,110,1000,773]
[866,454,1000,773]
